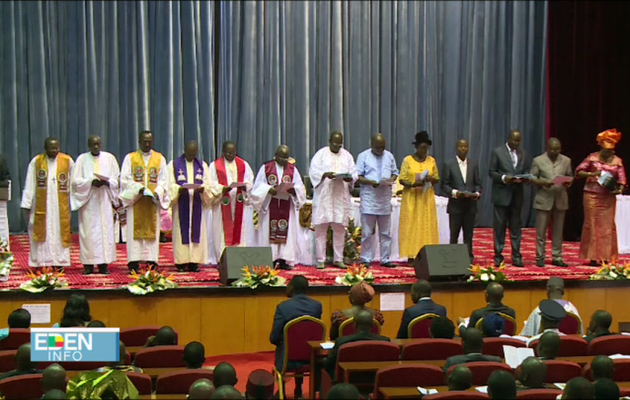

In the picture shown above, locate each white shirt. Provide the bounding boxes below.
[506,143,518,168]
[452,157,468,198]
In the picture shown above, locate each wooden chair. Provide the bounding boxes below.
[543,360,582,383]
[482,337,526,357]
[373,364,444,400]
[408,313,441,338]
[0,350,16,373]
[529,336,588,357]
[475,312,517,336]
[120,326,178,346]
[445,362,512,386]
[558,312,582,335]
[401,339,462,360]
[156,369,215,394]
[125,372,153,395]
[0,329,31,351]
[587,335,630,355]
[134,345,186,368]
[338,317,381,338]
[0,374,44,400]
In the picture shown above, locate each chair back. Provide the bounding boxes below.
[280,316,326,373]
[125,372,153,395]
[583,359,630,381]
[339,318,381,338]
[60,361,109,370]
[134,345,185,368]
[529,336,588,357]
[320,368,334,399]
[0,329,31,351]
[373,364,444,400]
[401,339,462,361]
[424,392,489,400]
[335,341,400,383]
[120,326,178,346]
[408,313,440,338]
[516,389,563,400]
[0,350,16,373]
[0,374,43,400]
[475,313,517,336]
[587,335,630,355]
[446,361,512,386]
[543,361,582,383]
[156,369,215,394]
[483,337,526,357]
[558,312,582,335]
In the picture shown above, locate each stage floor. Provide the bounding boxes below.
[0,228,609,291]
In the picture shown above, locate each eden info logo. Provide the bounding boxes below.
[31,328,120,362]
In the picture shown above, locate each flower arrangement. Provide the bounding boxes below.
[467,263,510,283]
[125,265,177,295]
[335,264,375,286]
[232,265,287,289]
[20,267,68,293]
[589,260,630,280]
[327,218,362,264]
[0,238,13,282]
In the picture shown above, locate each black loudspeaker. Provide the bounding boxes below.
[218,247,274,286]
[413,244,471,281]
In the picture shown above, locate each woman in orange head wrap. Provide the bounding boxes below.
[575,129,627,265]
[329,281,385,340]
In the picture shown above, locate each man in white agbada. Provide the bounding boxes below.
[251,145,307,270]
[21,137,75,268]
[119,131,170,273]
[71,135,120,275]
[208,141,255,261]
[0,155,11,250]
[309,131,358,269]
[167,140,212,272]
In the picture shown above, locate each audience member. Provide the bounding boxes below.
[487,370,517,400]
[443,328,502,370]
[562,377,594,400]
[213,362,238,388]
[396,280,447,338]
[42,389,67,400]
[145,325,178,347]
[98,341,142,373]
[0,308,31,341]
[0,344,38,381]
[481,313,506,337]
[460,282,515,334]
[87,320,106,328]
[269,275,322,399]
[42,364,67,393]
[590,355,615,381]
[429,317,456,339]
[211,385,243,400]
[326,309,390,382]
[447,366,473,391]
[326,383,361,400]
[585,311,613,343]
[521,277,582,336]
[330,281,385,340]
[526,299,567,345]
[245,369,274,400]
[537,331,561,360]
[59,294,92,327]
[593,378,620,400]
[516,357,552,390]
[184,341,206,369]
[188,378,215,400]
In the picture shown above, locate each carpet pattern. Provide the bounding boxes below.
[0,228,614,290]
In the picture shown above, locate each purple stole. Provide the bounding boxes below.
[173,155,204,244]
[265,161,294,244]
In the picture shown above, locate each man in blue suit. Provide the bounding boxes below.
[397,280,447,338]
[270,275,322,399]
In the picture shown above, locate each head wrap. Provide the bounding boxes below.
[481,314,505,337]
[597,129,622,149]
[349,281,375,305]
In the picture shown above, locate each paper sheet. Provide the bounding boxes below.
[142,188,155,198]
[181,183,202,190]
[320,342,335,350]
[415,170,429,183]
[554,383,566,390]
[22,303,51,324]
[379,293,406,311]
[552,176,572,186]
[503,345,535,369]
[475,386,488,394]
[94,173,110,182]
[275,182,295,200]
[417,387,438,395]
[609,354,630,360]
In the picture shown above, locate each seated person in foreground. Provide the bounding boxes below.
[188,378,215,400]
[430,317,456,339]
[98,342,143,373]
[593,378,619,400]
[86,320,106,328]
[58,294,92,327]
[488,370,517,400]
[245,370,274,400]
[326,310,390,382]
[326,383,361,400]
[0,344,39,381]
[0,308,31,341]
[396,280,447,338]
[562,377,594,400]
[537,331,561,360]
[211,385,243,400]
[184,341,206,369]
[213,362,238,389]
[590,355,615,381]
[443,327,502,371]
[42,389,66,400]
[525,299,567,345]
[330,281,384,340]
[459,282,515,335]
[42,364,67,393]
[481,313,506,337]
[516,357,555,390]
[144,325,177,347]
[447,366,473,391]
[521,277,582,336]
[584,310,613,343]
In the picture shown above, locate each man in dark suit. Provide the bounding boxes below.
[443,328,502,371]
[269,275,322,398]
[396,280,447,338]
[326,310,390,382]
[488,130,531,267]
[442,139,482,262]
[460,282,516,333]
[0,344,39,382]
[584,310,613,343]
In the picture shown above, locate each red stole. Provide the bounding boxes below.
[215,157,246,246]
[265,161,294,244]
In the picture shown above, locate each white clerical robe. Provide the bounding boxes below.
[250,162,307,266]
[208,158,256,261]
[309,147,358,226]
[21,155,75,267]
[119,151,170,263]
[71,152,120,265]
[167,159,212,265]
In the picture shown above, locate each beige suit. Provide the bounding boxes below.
[530,153,572,262]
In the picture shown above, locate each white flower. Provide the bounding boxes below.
[490,274,496,280]
[467,276,474,282]
[335,277,343,284]
[610,271,618,278]
[480,273,489,282]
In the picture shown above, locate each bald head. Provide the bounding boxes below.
[591,355,615,380]
[485,282,505,303]
[326,383,361,400]
[42,390,66,400]
[563,377,594,400]
[211,385,243,399]
[589,310,612,334]
[275,145,291,167]
[411,280,431,303]
[213,362,238,388]
[448,366,473,391]
[16,343,36,371]
[546,137,562,161]
[507,130,522,151]
[462,328,484,354]
[371,133,386,156]
[519,357,547,389]
[329,131,344,153]
[155,326,177,346]
[185,140,199,162]
[354,309,374,333]
[189,378,215,400]
[537,331,561,359]
[42,364,67,392]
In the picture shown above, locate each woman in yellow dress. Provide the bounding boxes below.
[399,131,440,261]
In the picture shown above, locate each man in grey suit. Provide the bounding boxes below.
[530,138,573,267]
[442,139,482,262]
[488,130,531,267]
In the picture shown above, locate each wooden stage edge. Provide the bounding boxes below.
[1,279,630,357]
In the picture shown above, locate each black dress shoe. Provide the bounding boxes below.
[83,265,94,275]
[98,264,110,275]
[176,264,187,273]
[128,262,139,274]
[552,260,569,267]
[188,263,199,272]
[589,260,599,266]
[381,262,394,268]
[536,260,545,268]
[512,260,524,268]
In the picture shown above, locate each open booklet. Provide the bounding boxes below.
[93,173,110,182]
[274,182,295,200]
[552,176,572,186]
[417,387,438,395]
[333,173,352,180]
[503,345,535,369]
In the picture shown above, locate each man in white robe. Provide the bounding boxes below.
[167,140,212,272]
[0,155,11,250]
[71,136,120,275]
[119,131,170,273]
[208,141,255,262]
[251,145,307,270]
[309,131,358,269]
[21,137,75,268]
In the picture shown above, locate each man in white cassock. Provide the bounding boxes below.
[71,135,120,275]
[208,141,255,262]
[167,140,212,272]
[251,145,307,270]
[309,131,358,270]
[21,137,74,269]
[119,131,170,273]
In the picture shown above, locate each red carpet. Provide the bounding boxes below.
[0,228,613,290]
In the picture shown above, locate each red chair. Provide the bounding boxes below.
[120,326,178,346]
[134,345,185,368]
[587,335,630,355]
[583,359,630,381]
[424,392,488,399]
[543,361,582,383]
[273,316,327,400]
[621,388,630,397]
[320,369,334,400]
[373,364,444,400]
[516,389,563,399]
[483,337,526,357]
[125,372,153,395]
[335,341,401,384]
[476,313,517,336]
[446,362,512,386]
[558,312,582,335]
[408,313,441,338]
[401,339,462,360]
[338,318,381,338]
[529,336,588,357]
[156,369,215,394]
[0,374,43,400]
[0,350,16,373]
[0,329,31,351]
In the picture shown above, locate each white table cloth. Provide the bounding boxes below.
[616,195,630,254]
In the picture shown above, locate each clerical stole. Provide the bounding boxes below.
[34,153,72,247]
[265,161,294,244]
[215,157,245,246]
[173,155,204,244]
[131,150,162,240]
